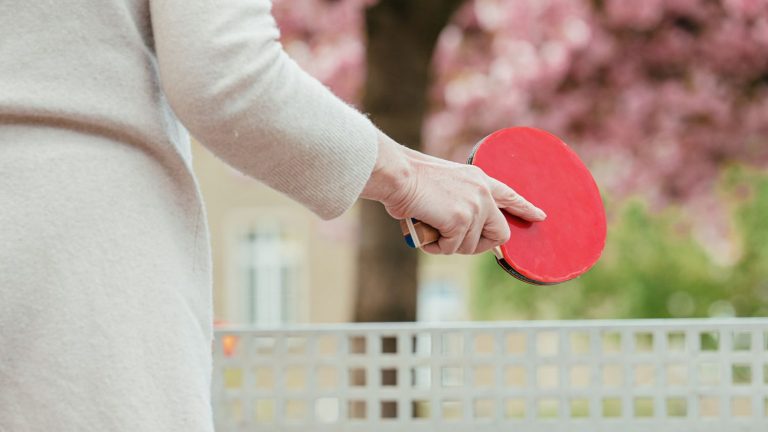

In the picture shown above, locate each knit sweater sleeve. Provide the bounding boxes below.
[149,0,378,219]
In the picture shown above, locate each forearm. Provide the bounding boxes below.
[151,0,378,219]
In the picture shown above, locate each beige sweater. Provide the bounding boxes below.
[0,0,377,431]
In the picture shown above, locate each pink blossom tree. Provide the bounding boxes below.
[272,0,768,320]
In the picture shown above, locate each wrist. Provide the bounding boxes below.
[360,131,414,206]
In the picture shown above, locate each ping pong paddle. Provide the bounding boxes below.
[400,127,606,285]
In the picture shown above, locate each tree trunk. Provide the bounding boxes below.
[354,0,464,323]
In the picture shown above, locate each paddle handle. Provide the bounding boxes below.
[399,219,440,248]
[400,218,504,258]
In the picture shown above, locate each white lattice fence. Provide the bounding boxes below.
[213,319,768,431]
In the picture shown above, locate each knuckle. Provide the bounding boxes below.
[452,207,472,226]
[464,165,486,184]
[467,165,485,180]
[459,236,478,254]
[455,213,471,227]
[441,240,460,255]
[468,197,482,215]
[466,164,483,175]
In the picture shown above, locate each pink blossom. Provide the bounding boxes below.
[425,0,768,211]
[604,0,666,30]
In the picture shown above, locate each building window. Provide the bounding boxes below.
[418,280,464,322]
[236,222,302,325]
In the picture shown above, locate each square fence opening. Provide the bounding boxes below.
[732,396,752,417]
[316,366,338,389]
[315,398,339,423]
[349,336,366,355]
[411,366,431,389]
[285,400,308,422]
[474,333,495,356]
[254,399,274,423]
[380,336,398,354]
[505,332,526,355]
[411,400,431,419]
[380,368,397,387]
[699,396,720,418]
[536,331,559,357]
[733,332,752,351]
[285,336,307,356]
[537,365,559,389]
[253,366,274,390]
[666,363,688,386]
[284,366,307,390]
[349,368,366,387]
[601,332,622,354]
[474,399,495,420]
[223,367,243,390]
[348,400,366,420]
[634,363,655,387]
[570,398,589,418]
[666,397,687,417]
[380,401,398,419]
[442,400,463,421]
[442,333,464,356]
[667,332,686,351]
[634,332,654,352]
[602,363,623,387]
[569,332,591,355]
[504,398,526,419]
[411,333,432,356]
[700,332,720,351]
[473,364,495,387]
[732,364,752,385]
[316,335,339,356]
[633,397,654,418]
[537,398,559,419]
[441,366,463,388]
[505,365,526,388]
[602,398,622,418]
[251,336,277,356]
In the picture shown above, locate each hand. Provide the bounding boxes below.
[361,132,546,255]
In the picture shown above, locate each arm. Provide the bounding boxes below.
[150,0,545,254]
[150,0,377,219]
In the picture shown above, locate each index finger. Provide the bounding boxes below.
[488,177,546,222]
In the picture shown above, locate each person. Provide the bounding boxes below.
[0,0,545,430]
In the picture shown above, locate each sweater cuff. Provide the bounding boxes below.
[263,105,379,220]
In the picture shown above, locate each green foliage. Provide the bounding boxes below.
[472,167,768,320]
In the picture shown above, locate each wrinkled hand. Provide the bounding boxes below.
[361,132,546,255]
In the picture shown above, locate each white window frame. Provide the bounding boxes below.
[224,208,309,325]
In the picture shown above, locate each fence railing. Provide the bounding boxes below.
[213,319,768,431]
